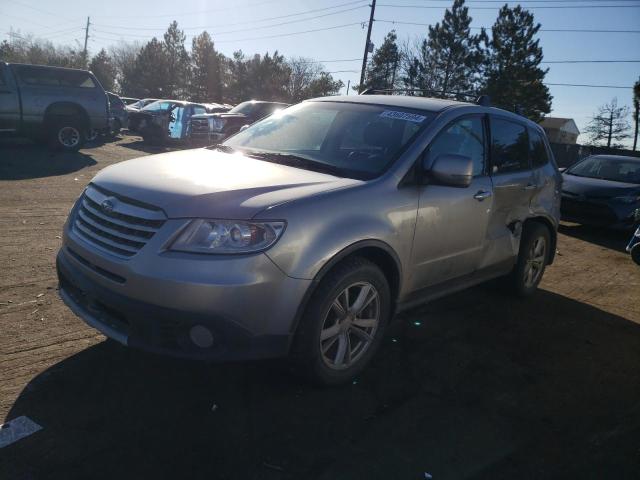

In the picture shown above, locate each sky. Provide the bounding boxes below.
[1,0,639,146]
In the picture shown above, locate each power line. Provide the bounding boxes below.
[378,2,640,9]
[545,82,632,89]
[375,19,640,33]
[93,0,368,30]
[97,0,293,19]
[95,5,367,37]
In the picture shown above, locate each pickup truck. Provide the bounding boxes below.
[0,62,110,151]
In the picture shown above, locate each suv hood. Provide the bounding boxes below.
[92,148,360,219]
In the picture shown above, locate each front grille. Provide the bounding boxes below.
[72,184,166,258]
[561,198,617,224]
[191,119,210,134]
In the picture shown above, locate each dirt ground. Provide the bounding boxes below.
[1,136,639,479]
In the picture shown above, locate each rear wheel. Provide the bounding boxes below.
[290,257,391,385]
[48,118,85,151]
[509,222,551,297]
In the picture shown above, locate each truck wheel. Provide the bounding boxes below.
[110,118,122,137]
[85,128,99,143]
[290,257,391,385]
[509,222,551,297]
[49,119,85,152]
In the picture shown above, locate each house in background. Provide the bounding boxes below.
[539,117,580,145]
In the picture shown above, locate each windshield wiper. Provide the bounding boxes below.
[207,144,237,154]
[244,151,345,177]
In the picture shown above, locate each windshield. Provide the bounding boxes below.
[229,101,263,115]
[567,156,640,184]
[142,100,176,112]
[224,101,434,179]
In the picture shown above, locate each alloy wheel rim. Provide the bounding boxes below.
[58,127,80,147]
[86,129,98,141]
[320,282,380,370]
[524,236,546,288]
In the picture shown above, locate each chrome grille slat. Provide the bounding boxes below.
[72,185,166,259]
[81,199,158,233]
[76,209,151,244]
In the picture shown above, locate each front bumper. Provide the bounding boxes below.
[560,196,639,230]
[57,223,311,361]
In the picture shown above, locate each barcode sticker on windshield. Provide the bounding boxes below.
[379,111,427,123]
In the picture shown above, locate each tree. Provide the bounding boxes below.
[109,41,142,96]
[190,31,224,102]
[404,0,484,97]
[285,57,343,102]
[162,21,190,98]
[362,30,400,91]
[633,77,640,151]
[482,5,551,121]
[89,49,116,92]
[130,38,169,98]
[226,51,290,103]
[584,98,631,148]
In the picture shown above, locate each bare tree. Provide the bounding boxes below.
[584,98,631,148]
[109,41,142,95]
[286,57,324,102]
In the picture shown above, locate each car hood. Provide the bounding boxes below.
[561,173,640,198]
[92,148,361,219]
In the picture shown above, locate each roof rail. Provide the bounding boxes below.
[359,88,491,107]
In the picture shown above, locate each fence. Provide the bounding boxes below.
[550,143,640,168]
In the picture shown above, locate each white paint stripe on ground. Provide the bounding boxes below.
[0,416,42,448]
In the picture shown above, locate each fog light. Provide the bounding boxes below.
[189,325,214,348]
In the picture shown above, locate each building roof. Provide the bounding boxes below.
[540,117,580,134]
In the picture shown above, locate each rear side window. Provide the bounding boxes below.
[17,66,96,88]
[490,117,529,174]
[193,106,207,116]
[529,128,550,168]
[427,116,485,176]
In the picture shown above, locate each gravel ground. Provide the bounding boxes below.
[1,136,639,479]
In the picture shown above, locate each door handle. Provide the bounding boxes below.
[473,190,492,201]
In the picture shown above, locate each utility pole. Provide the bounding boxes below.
[83,16,90,65]
[358,0,376,93]
[346,79,351,96]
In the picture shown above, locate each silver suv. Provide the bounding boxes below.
[57,95,561,384]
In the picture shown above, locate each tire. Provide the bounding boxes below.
[48,118,85,152]
[509,222,551,297]
[110,119,122,137]
[631,244,640,266]
[142,126,165,146]
[290,257,391,385]
[85,128,99,143]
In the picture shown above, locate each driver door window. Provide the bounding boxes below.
[427,116,485,176]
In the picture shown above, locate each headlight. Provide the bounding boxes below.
[612,195,640,204]
[211,118,226,132]
[170,219,285,254]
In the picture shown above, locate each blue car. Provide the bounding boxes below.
[561,155,640,230]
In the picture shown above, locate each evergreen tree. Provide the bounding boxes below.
[89,49,116,92]
[162,21,190,98]
[407,0,484,97]
[190,31,224,102]
[363,31,400,91]
[482,5,551,121]
[584,98,631,148]
[131,38,169,97]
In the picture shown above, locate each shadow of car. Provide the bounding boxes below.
[3,288,640,479]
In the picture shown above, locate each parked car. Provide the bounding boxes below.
[107,92,129,135]
[189,100,288,144]
[120,96,140,106]
[561,155,640,229]
[126,98,159,133]
[56,95,561,385]
[131,100,212,145]
[0,62,109,151]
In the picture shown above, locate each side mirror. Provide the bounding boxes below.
[423,153,473,188]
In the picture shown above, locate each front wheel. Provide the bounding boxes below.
[509,222,551,297]
[290,257,391,385]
